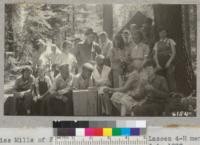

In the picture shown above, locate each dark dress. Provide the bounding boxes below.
[157,40,172,68]
[32,79,49,115]
[156,39,176,92]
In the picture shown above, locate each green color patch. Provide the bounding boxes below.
[112,128,121,136]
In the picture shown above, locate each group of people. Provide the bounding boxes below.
[8,17,179,116]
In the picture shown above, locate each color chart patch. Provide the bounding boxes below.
[53,120,146,137]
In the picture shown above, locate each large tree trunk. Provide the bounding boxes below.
[103,4,113,39]
[153,4,196,96]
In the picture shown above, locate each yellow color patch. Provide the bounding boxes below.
[103,128,112,136]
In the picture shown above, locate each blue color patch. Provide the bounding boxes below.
[120,128,131,136]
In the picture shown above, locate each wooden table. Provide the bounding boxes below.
[73,89,98,116]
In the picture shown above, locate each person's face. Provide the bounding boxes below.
[86,34,94,44]
[38,68,45,78]
[96,58,104,66]
[60,66,69,79]
[133,33,142,44]
[122,32,129,43]
[62,45,70,54]
[51,47,56,53]
[159,30,167,39]
[99,35,106,43]
[23,70,31,79]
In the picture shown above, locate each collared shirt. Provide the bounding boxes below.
[146,74,169,102]
[153,38,176,55]
[50,74,73,93]
[73,74,94,90]
[130,42,149,69]
[35,75,52,89]
[46,52,61,65]
[100,39,113,58]
[131,42,149,60]
[92,65,111,87]
[57,53,77,73]
[15,75,35,92]
[75,41,101,66]
[110,41,135,70]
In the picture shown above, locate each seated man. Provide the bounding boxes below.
[13,66,35,115]
[92,55,112,116]
[73,63,94,90]
[48,64,73,116]
[132,61,169,116]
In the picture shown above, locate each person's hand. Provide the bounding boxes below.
[103,87,113,93]
[165,61,171,68]
[33,96,38,102]
[38,95,43,99]
[58,88,69,95]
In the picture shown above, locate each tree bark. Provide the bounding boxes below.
[153,4,196,96]
[103,4,113,39]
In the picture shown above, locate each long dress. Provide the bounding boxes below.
[92,65,112,115]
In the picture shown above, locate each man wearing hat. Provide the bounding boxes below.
[48,64,74,115]
[73,63,94,89]
[75,28,101,67]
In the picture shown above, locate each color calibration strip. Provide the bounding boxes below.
[53,120,146,128]
[53,120,146,137]
[55,127,146,136]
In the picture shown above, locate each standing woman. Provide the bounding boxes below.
[153,28,176,92]
[131,30,149,71]
[109,35,125,88]
[99,32,113,66]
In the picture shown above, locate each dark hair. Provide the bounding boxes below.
[62,40,72,49]
[99,31,107,37]
[145,18,153,25]
[21,66,33,75]
[113,35,124,49]
[143,60,156,68]
[158,27,168,33]
[85,28,94,36]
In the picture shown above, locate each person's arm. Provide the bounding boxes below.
[106,41,113,58]
[144,45,150,59]
[74,44,81,63]
[96,44,102,54]
[58,76,73,95]
[72,76,79,90]
[35,79,40,97]
[166,39,176,68]
[49,79,58,95]
[153,43,161,69]
[113,74,138,93]
[46,76,52,89]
